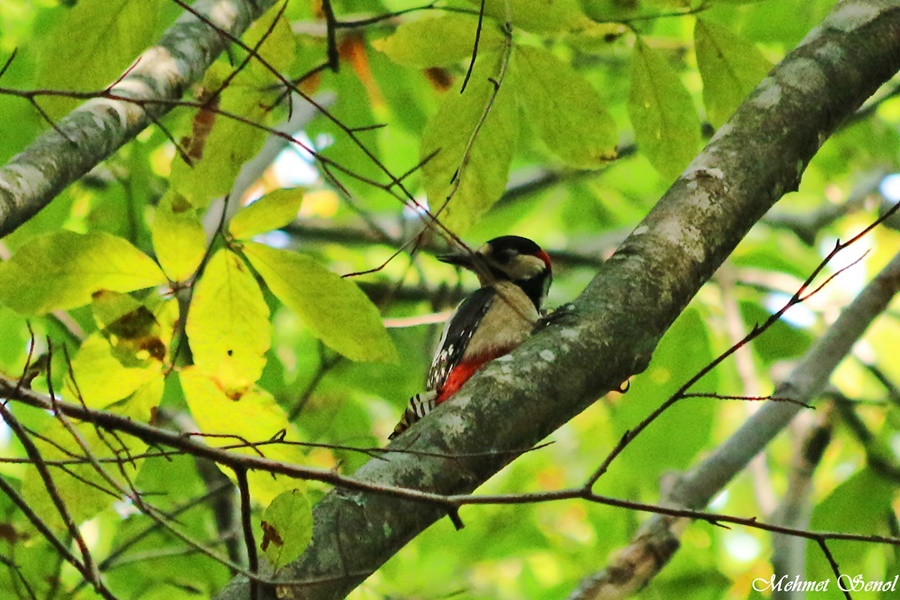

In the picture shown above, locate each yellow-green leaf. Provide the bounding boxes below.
[92,290,144,331]
[242,3,296,81]
[168,6,295,208]
[179,368,306,505]
[373,14,504,68]
[0,231,167,315]
[513,46,617,168]
[179,369,292,444]
[421,51,519,233]
[169,79,266,209]
[564,21,628,54]
[67,334,162,409]
[186,249,270,391]
[472,0,590,33]
[695,19,773,127]
[120,374,165,423]
[261,489,313,573]
[91,290,166,367]
[628,39,702,180]
[152,192,207,282]
[229,188,305,240]
[242,243,398,363]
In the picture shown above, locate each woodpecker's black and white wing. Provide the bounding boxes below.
[426,286,495,393]
[388,288,494,440]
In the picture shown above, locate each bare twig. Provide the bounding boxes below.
[0,404,112,599]
[235,468,259,600]
[460,0,488,94]
[585,202,899,490]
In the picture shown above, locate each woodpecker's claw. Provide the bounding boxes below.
[536,302,576,329]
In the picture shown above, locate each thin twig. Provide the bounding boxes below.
[460,0,487,94]
[235,468,259,600]
[0,49,17,80]
[321,0,340,71]
[0,404,112,599]
[584,202,900,489]
[0,473,89,595]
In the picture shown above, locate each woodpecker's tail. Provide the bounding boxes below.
[389,390,439,439]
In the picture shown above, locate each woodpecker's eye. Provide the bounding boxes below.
[496,247,519,262]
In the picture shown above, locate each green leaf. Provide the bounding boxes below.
[67,334,162,409]
[260,489,313,573]
[186,249,270,391]
[739,301,812,361]
[0,230,167,315]
[807,469,896,583]
[169,7,296,209]
[21,419,135,531]
[34,0,172,118]
[513,45,617,169]
[612,307,717,488]
[152,192,207,282]
[179,368,306,505]
[229,188,305,240]
[695,19,772,127]
[421,51,519,232]
[373,14,504,68]
[0,305,28,370]
[473,0,590,33]
[628,38,702,180]
[241,242,398,363]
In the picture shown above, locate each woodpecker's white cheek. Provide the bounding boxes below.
[498,253,548,281]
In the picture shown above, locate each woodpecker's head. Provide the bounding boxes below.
[438,235,552,309]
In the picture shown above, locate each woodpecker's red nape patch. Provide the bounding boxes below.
[536,249,552,270]
[436,358,490,403]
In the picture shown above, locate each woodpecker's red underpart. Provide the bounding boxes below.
[435,357,490,403]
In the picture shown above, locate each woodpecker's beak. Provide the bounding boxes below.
[436,249,478,270]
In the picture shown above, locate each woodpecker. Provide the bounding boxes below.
[389,235,552,439]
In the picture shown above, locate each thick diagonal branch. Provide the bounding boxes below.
[215,2,900,599]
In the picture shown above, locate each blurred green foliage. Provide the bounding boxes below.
[0,0,898,599]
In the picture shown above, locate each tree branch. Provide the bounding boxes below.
[213,1,900,599]
[0,0,279,238]
[770,412,832,600]
[569,247,900,599]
